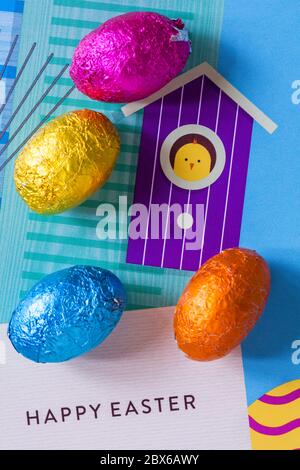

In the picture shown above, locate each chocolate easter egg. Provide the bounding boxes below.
[174,248,271,361]
[8,266,126,363]
[70,11,191,103]
[14,109,120,214]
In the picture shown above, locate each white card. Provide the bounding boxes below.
[0,307,250,450]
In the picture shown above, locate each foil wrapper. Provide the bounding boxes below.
[8,266,126,363]
[174,248,271,361]
[14,109,120,214]
[70,11,191,103]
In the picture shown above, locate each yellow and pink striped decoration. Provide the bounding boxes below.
[249,379,300,450]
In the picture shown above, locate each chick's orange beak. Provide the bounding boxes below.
[190,163,194,170]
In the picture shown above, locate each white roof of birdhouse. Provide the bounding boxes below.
[121,62,277,134]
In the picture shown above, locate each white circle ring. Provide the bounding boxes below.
[160,124,226,190]
[177,212,194,230]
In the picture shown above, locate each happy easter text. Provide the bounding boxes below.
[25,394,196,426]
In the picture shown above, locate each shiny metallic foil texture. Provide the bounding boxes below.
[8,266,126,363]
[70,11,191,103]
[14,109,120,214]
[174,248,271,361]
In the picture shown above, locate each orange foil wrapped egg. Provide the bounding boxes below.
[174,248,271,361]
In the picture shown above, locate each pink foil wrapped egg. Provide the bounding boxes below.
[70,11,191,103]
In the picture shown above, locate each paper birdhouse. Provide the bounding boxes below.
[122,63,277,272]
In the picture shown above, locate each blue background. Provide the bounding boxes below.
[219,0,300,403]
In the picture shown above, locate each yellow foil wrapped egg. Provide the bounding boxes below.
[14,109,120,214]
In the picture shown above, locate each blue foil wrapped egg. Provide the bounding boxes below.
[8,266,126,363]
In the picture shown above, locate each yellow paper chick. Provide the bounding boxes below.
[174,139,211,181]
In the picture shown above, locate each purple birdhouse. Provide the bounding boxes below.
[123,63,277,272]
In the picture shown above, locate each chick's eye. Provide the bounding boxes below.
[184,158,188,161]
[197,160,201,163]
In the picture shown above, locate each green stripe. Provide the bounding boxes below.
[26,232,126,251]
[51,17,101,29]
[78,201,130,214]
[117,124,140,134]
[21,271,160,295]
[80,196,131,209]
[121,144,139,153]
[18,287,156,310]
[42,95,117,112]
[115,162,136,172]
[104,182,134,192]
[19,290,28,300]
[125,283,161,295]
[51,56,70,65]
[29,213,96,228]
[39,115,52,123]
[49,36,79,47]
[21,271,42,281]
[39,114,140,135]
[45,75,72,87]
[28,207,133,227]
[53,0,194,20]
[23,252,165,275]
[126,304,155,310]
[79,199,101,209]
